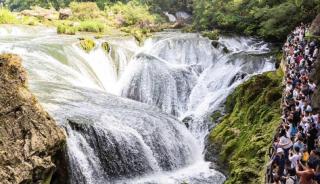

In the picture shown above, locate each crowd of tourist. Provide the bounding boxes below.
[268,24,320,184]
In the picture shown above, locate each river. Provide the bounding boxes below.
[0,25,275,184]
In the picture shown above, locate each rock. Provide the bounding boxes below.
[310,14,320,36]
[311,57,320,110]
[102,42,111,53]
[20,6,58,20]
[0,54,66,184]
[171,20,185,29]
[59,8,72,20]
[79,38,96,53]
[175,11,191,22]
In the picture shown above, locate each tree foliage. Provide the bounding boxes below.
[192,0,320,41]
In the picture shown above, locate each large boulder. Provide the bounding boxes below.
[310,14,320,36]
[59,8,72,20]
[0,54,66,184]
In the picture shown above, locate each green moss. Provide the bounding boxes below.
[79,38,95,53]
[101,42,111,53]
[209,70,283,184]
[210,111,223,123]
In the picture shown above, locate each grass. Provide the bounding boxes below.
[0,8,18,24]
[78,20,105,33]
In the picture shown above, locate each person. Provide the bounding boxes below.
[294,135,306,153]
[289,147,301,169]
[278,129,293,159]
[271,148,286,179]
[296,160,315,184]
[307,123,318,153]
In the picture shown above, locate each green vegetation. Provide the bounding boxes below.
[69,2,103,21]
[193,0,320,41]
[0,8,18,24]
[101,42,110,53]
[105,1,156,27]
[201,29,220,41]
[1,1,166,39]
[78,20,105,32]
[79,38,96,52]
[208,70,283,184]
[57,24,77,35]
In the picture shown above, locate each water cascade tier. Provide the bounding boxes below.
[0,25,274,184]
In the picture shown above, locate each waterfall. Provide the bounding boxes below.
[118,33,275,143]
[0,25,274,184]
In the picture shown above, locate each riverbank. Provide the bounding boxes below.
[0,2,175,43]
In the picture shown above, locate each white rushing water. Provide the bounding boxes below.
[0,25,275,184]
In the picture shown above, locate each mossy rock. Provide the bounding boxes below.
[207,70,283,184]
[79,38,95,53]
[101,42,111,53]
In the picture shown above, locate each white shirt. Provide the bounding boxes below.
[280,136,293,149]
[313,48,318,58]
[289,153,301,168]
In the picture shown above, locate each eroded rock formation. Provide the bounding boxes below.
[0,54,66,184]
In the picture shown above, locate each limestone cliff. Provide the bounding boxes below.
[0,54,66,184]
[310,14,320,110]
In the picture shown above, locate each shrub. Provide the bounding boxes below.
[20,16,40,25]
[105,1,156,27]
[0,8,18,24]
[202,29,220,40]
[70,2,103,21]
[78,20,105,33]
[57,24,76,35]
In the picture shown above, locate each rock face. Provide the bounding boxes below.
[205,72,282,184]
[0,54,66,184]
[310,14,320,110]
[311,58,320,110]
[310,14,320,36]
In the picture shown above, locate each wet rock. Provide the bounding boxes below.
[171,20,185,29]
[0,54,66,184]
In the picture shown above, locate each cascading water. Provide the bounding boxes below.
[0,25,274,184]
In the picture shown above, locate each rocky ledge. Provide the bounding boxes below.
[0,54,66,184]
